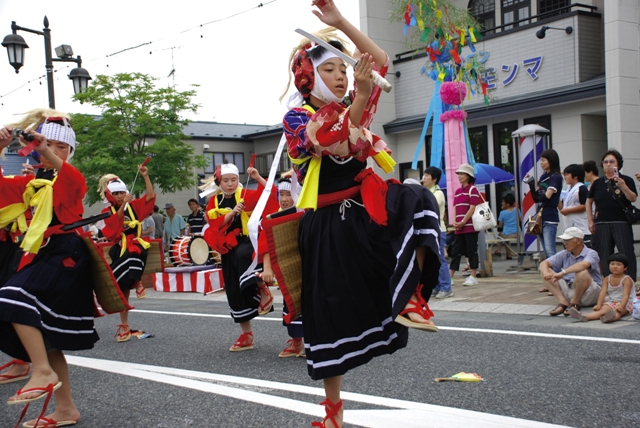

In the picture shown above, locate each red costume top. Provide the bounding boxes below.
[100,195,156,255]
[203,183,279,255]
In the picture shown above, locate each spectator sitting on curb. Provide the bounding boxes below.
[539,227,602,316]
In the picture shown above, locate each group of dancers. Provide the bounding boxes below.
[0,1,443,427]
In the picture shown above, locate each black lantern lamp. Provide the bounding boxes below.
[1,32,28,73]
[68,61,92,95]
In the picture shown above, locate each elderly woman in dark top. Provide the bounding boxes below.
[526,149,563,258]
[586,149,638,281]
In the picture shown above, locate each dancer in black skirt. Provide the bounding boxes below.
[97,167,155,342]
[0,111,97,428]
[281,2,441,426]
[201,164,280,351]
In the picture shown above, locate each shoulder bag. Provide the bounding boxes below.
[606,179,640,225]
[471,188,497,231]
[525,206,544,235]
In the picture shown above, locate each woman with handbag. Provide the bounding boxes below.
[586,149,637,281]
[449,164,482,286]
[525,149,563,258]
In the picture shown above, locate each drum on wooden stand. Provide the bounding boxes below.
[169,236,211,266]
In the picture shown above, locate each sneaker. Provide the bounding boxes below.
[229,332,254,352]
[115,324,131,343]
[451,279,455,287]
[462,276,478,286]
[435,290,454,299]
[430,289,439,297]
[278,338,305,358]
[568,306,589,322]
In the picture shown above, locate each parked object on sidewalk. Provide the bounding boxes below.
[435,372,484,382]
[632,296,640,320]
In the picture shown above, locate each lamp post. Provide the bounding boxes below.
[1,16,92,109]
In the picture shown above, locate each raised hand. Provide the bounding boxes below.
[311,0,345,27]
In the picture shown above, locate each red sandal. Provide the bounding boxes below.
[134,282,146,299]
[0,359,31,385]
[229,332,254,352]
[311,399,343,428]
[115,324,131,343]
[395,284,438,332]
[10,382,61,428]
[258,283,274,315]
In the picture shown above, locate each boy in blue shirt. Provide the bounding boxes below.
[495,193,520,259]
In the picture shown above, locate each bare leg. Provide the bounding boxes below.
[119,289,131,326]
[322,376,343,428]
[240,321,252,334]
[8,324,58,402]
[22,351,81,426]
[569,271,592,306]
[543,279,569,306]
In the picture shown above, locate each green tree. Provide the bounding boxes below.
[71,72,207,205]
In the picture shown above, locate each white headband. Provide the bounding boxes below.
[278,180,292,192]
[41,121,76,154]
[107,179,128,194]
[221,163,239,177]
[310,49,344,104]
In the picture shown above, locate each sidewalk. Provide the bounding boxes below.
[143,258,639,321]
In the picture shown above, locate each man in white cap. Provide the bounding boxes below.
[539,227,602,316]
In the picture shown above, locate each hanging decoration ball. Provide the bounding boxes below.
[440,81,466,106]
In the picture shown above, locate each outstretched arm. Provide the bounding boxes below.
[312,0,386,70]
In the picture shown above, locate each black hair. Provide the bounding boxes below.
[307,41,346,61]
[467,174,476,184]
[188,198,198,205]
[608,252,629,268]
[502,193,516,206]
[582,160,599,177]
[563,164,585,182]
[153,205,159,213]
[424,166,442,182]
[601,149,624,170]
[540,149,561,175]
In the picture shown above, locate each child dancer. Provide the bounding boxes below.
[202,163,279,351]
[261,177,305,358]
[569,253,635,323]
[0,111,97,428]
[282,2,441,426]
[97,168,155,342]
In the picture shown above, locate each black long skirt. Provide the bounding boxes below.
[299,183,441,380]
[221,236,264,323]
[109,242,148,292]
[0,233,99,361]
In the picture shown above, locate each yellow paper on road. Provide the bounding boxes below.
[434,372,484,382]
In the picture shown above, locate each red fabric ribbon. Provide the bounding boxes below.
[354,168,388,226]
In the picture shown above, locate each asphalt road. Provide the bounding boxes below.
[1,295,639,428]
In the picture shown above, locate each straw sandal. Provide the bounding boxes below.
[115,324,131,342]
[395,284,438,332]
[278,338,305,358]
[0,359,31,385]
[258,283,274,316]
[229,332,254,352]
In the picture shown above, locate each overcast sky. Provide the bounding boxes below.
[0,0,360,127]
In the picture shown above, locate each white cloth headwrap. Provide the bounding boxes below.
[310,49,344,105]
[41,120,76,160]
[107,178,128,194]
[278,180,292,192]
[221,163,239,177]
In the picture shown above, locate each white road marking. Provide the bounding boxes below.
[66,356,568,428]
[132,309,640,344]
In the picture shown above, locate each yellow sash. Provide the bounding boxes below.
[207,187,251,236]
[111,204,151,257]
[20,177,57,254]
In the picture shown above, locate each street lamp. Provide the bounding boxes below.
[1,16,92,109]
[535,25,573,39]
